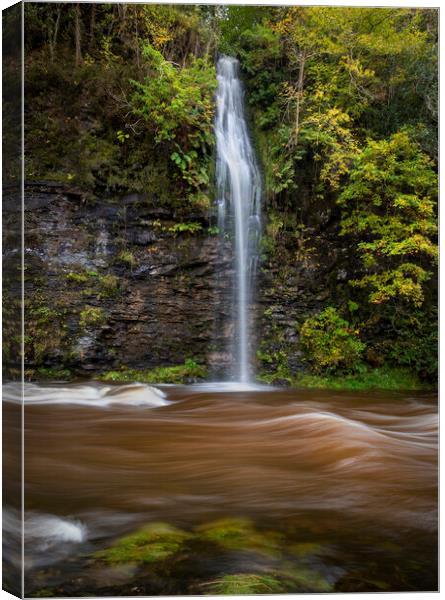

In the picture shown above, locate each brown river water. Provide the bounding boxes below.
[3,382,438,595]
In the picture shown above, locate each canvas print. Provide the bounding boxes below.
[3,2,438,597]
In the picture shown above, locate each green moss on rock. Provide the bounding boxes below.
[29,588,56,597]
[98,274,120,297]
[201,573,286,595]
[283,565,333,592]
[94,522,191,565]
[195,517,282,556]
[79,306,106,328]
[288,541,325,558]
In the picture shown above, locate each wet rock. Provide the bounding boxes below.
[94,522,192,566]
[18,181,359,381]
[21,182,234,377]
[195,518,283,556]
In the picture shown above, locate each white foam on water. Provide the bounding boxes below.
[26,512,87,547]
[4,508,88,568]
[181,381,273,393]
[3,381,168,407]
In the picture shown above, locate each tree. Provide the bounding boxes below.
[74,3,82,66]
[339,130,437,308]
[130,43,216,203]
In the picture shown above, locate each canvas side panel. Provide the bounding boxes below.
[3,2,24,598]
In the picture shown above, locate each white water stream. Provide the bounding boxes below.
[215,56,262,383]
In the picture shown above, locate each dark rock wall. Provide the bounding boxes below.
[14,181,347,380]
[257,222,350,381]
[21,182,235,377]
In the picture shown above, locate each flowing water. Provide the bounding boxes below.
[3,382,438,595]
[3,61,437,594]
[215,56,262,383]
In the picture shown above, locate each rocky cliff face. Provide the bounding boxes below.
[10,181,345,381]
[257,210,349,382]
[21,182,235,378]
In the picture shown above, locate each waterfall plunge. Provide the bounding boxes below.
[215,56,262,383]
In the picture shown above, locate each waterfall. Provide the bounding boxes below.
[215,56,262,383]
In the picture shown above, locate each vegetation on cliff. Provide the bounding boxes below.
[223,6,437,385]
[21,5,437,387]
[24,4,217,210]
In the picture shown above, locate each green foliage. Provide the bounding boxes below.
[131,44,216,199]
[295,366,432,391]
[79,306,106,328]
[36,367,72,380]
[24,4,218,207]
[225,6,437,204]
[66,270,119,298]
[99,359,206,384]
[257,349,291,384]
[117,250,136,267]
[24,301,64,364]
[97,274,120,296]
[339,131,437,308]
[116,130,129,144]
[300,307,365,374]
[298,107,358,191]
[24,6,437,383]
[384,308,438,379]
[168,222,203,235]
[66,271,90,284]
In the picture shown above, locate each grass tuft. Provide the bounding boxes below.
[294,366,435,391]
[99,359,206,384]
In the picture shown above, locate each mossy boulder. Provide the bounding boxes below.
[199,567,332,595]
[283,565,333,592]
[94,522,191,566]
[288,541,325,558]
[195,517,282,557]
[200,573,286,595]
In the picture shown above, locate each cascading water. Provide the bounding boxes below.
[215,55,262,383]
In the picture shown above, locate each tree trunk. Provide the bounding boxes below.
[293,52,306,147]
[75,4,82,67]
[135,12,140,69]
[89,4,96,48]
[48,6,61,63]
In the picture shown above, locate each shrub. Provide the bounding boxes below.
[66,272,90,284]
[99,359,206,384]
[339,131,437,309]
[130,44,216,199]
[79,306,106,328]
[98,274,120,296]
[117,250,136,266]
[300,307,365,374]
[168,222,203,235]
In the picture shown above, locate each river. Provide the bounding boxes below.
[3,382,438,595]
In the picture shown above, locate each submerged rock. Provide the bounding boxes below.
[94,522,191,566]
[198,573,286,595]
[195,517,282,556]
